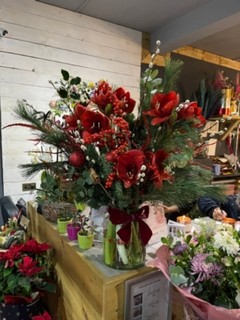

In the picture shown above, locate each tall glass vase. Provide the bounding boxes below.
[103,219,146,269]
[103,205,152,270]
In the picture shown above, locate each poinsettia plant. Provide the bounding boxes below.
[5,41,222,214]
[0,238,55,304]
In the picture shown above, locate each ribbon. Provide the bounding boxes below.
[108,205,152,245]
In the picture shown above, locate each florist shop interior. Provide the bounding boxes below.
[1,1,240,320]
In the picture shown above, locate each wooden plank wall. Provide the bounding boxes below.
[0,0,142,203]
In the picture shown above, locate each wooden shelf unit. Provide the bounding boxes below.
[210,115,240,140]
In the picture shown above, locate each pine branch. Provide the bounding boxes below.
[162,58,184,92]
[19,161,68,178]
[10,100,52,133]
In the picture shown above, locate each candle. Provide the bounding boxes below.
[177,215,192,233]
[177,215,191,225]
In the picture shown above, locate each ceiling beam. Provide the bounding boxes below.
[142,33,240,71]
[172,46,240,71]
[151,0,240,55]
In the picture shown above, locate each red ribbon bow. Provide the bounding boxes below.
[108,205,152,245]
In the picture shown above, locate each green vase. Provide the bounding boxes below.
[103,218,146,270]
[57,218,72,234]
[77,233,94,250]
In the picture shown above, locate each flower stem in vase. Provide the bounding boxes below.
[104,220,116,265]
[116,225,129,265]
[130,222,145,264]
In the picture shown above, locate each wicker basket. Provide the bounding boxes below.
[42,201,75,223]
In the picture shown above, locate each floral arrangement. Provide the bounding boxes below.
[152,222,240,319]
[5,41,222,215]
[0,217,25,249]
[0,238,55,305]
[4,40,226,269]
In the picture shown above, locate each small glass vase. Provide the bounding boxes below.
[103,218,146,270]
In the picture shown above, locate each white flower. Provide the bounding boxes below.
[213,229,239,256]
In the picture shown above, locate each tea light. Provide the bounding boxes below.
[177,215,192,233]
[222,217,236,226]
[235,221,240,231]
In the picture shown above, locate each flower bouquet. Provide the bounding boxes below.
[5,41,224,269]
[151,222,240,319]
[0,216,26,249]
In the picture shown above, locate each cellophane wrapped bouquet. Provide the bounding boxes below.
[152,221,240,320]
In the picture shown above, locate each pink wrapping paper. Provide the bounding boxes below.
[148,245,240,320]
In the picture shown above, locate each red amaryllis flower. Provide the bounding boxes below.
[20,239,50,254]
[114,87,136,114]
[91,80,113,110]
[116,150,146,188]
[145,91,179,125]
[18,256,43,276]
[146,150,171,187]
[64,103,86,130]
[178,101,206,127]
[81,109,110,134]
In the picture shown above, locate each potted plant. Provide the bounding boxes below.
[36,170,75,223]
[66,202,87,241]
[66,209,81,241]
[0,238,55,319]
[77,215,94,250]
[57,206,73,234]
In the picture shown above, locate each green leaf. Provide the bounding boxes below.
[61,69,69,81]
[58,89,68,98]
[79,191,85,197]
[70,92,80,100]
[169,265,188,286]
[7,274,19,293]
[70,77,81,85]
[18,277,31,294]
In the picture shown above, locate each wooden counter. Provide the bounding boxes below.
[27,202,167,320]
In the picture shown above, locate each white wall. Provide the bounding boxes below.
[0,0,142,203]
